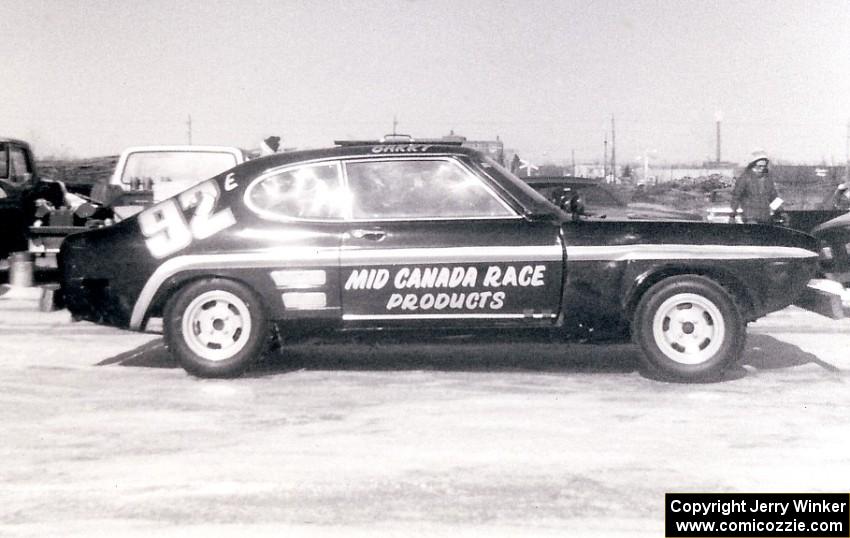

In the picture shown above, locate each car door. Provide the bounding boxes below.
[339,156,564,327]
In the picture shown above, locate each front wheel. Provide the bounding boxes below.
[164,278,269,378]
[632,275,745,382]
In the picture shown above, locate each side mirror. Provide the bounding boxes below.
[568,194,585,215]
[568,194,586,222]
[551,187,573,210]
[550,187,586,221]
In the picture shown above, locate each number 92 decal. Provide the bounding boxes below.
[138,180,237,259]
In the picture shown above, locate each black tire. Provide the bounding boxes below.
[632,275,745,382]
[164,278,269,378]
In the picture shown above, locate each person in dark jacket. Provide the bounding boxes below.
[730,151,778,224]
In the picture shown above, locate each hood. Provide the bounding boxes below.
[565,219,820,255]
[812,211,850,234]
[622,202,703,221]
[585,202,703,221]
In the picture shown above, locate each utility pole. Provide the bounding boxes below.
[846,119,849,182]
[186,114,193,145]
[611,115,616,183]
[571,149,576,177]
[603,132,608,181]
[716,117,722,163]
[713,109,724,164]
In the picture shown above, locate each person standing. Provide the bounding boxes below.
[730,151,779,224]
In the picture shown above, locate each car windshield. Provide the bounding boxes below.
[473,155,560,215]
[576,185,626,207]
[120,151,238,186]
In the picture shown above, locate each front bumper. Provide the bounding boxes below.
[793,279,850,319]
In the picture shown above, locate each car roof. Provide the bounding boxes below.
[266,141,479,163]
[235,142,485,178]
[119,145,245,154]
[0,137,30,147]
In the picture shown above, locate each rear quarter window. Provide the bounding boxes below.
[245,161,345,220]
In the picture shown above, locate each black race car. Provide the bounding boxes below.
[60,137,822,381]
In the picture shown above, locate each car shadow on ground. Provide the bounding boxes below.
[96,340,175,368]
[255,341,641,376]
[740,333,840,373]
[95,333,841,382]
[98,338,642,375]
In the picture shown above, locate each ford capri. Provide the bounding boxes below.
[60,138,822,380]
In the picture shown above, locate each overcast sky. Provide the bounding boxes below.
[4,0,850,165]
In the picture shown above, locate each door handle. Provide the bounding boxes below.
[350,229,386,241]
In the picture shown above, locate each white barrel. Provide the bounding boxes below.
[9,251,34,288]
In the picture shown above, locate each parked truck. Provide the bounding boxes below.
[1,139,250,259]
[1,137,114,258]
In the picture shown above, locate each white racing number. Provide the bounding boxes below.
[139,180,236,259]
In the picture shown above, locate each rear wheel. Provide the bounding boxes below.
[164,278,269,378]
[632,275,745,381]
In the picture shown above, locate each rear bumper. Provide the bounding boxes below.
[28,226,89,254]
[61,277,131,327]
[793,279,850,319]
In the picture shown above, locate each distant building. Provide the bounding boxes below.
[463,138,505,163]
[441,132,506,165]
[574,163,618,181]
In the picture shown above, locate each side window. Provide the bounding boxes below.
[7,146,33,186]
[246,162,343,220]
[345,159,514,219]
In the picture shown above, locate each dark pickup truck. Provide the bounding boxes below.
[0,137,112,260]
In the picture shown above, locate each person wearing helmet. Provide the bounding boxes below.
[730,150,779,224]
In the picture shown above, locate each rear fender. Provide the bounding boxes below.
[143,269,279,327]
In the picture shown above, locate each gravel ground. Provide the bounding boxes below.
[1,285,849,537]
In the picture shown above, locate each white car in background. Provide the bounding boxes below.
[104,145,248,218]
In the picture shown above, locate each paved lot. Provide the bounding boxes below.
[1,281,849,537]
